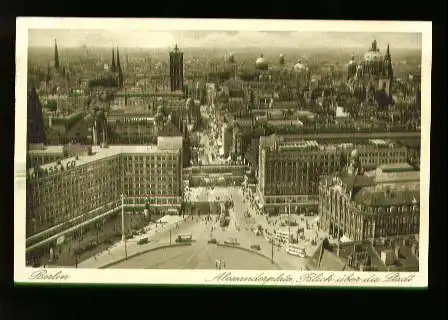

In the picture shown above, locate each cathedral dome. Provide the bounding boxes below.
[228,52,235,63]
[255,54,269,70]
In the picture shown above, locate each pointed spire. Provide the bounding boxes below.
[111,48,116,72]
[116,47,123,87]
[54,39,60,69]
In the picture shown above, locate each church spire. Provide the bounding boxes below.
[111,48,116,72]
[54,39,60,69]
[116,47,123,87]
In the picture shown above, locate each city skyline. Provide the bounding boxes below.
[29,30,423,51]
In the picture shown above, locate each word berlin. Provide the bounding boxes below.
[206,272,294,284]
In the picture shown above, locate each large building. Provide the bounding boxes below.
[169,44,184,92]
[26,137,183,238]
[257,135,409,215]
[318,157,420,242]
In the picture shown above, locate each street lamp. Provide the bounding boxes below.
[121,194,128,260]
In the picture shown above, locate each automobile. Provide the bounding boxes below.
[137,238,149,245]
[207,238,217,244]
[125,234,134,240]
[175,233,193,243]
[224,237,239,245]
[250,244,261,251]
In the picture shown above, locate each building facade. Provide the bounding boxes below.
[318,157,420,242]
[257,135,409,215]
[26,139,183,238]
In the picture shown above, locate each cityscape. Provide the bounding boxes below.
[23,27,423,272]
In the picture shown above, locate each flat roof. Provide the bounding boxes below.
[28,145,64,154]
[30,144,180,174]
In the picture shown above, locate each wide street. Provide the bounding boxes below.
[109,241,278,270]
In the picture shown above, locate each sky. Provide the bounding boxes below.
[28,30,422,51]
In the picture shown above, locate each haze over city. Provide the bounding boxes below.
[29,30,422,51]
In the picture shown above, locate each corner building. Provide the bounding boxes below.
[26,138,183,237]
[318,157,420,242]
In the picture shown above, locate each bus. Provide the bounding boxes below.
[175,233,193,243]
[286,244,307,258]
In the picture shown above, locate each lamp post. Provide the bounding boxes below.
[271,238,274,264]
[121,194,128,259]
[288,202,291,244]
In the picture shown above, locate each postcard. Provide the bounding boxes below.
[14,18,431,287]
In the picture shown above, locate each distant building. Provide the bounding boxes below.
[169,44,184,92]
[221,123,233,158]
[347,39,394,105]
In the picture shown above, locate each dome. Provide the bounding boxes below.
[363,51,383,62]
[293,60,308,72]
[363,39,384,62]
[228,52,235,63]
[255,54,269,70]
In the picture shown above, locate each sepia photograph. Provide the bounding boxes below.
[14,18,431,286]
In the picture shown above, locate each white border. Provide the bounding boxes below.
[14,18,432,287]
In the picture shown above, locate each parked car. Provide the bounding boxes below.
[250,244,261,251]
[207,238,217,244]
[137,238,149,245]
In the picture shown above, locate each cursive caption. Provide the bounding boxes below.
[205,272,415,285]
[28,269,70,281]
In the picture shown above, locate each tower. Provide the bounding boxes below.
[111,48,116,73]
[27,87,46,145]
[116,48,123,87]
[381,43,394,98]
[54,39,60,70]
[169,44,184,92]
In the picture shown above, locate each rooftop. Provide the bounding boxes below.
[353,182,420,206]
[309,237,419,272]
[28,145,64,154]
[29,144,180,175]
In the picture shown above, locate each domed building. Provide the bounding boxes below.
[228,52,235,64]
[255,54,269,71]
[348,39,394,104]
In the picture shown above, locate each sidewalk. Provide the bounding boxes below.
[78,215,189,268]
